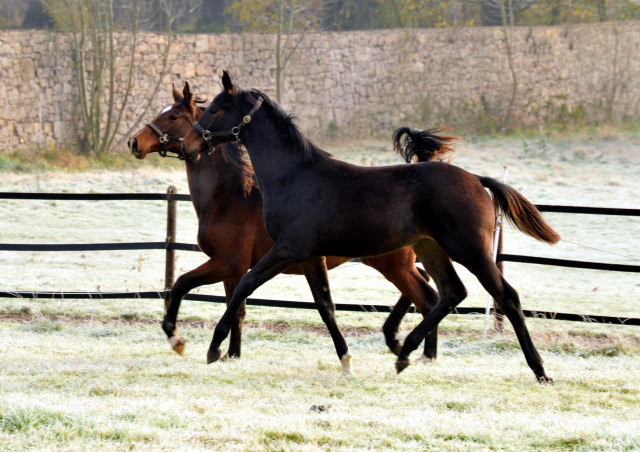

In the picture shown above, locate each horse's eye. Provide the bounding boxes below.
[169,115,178,120]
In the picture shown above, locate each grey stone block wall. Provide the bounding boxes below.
[1,22,638,152]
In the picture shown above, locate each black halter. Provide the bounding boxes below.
[145,122,186,159]
[193,96,264,152]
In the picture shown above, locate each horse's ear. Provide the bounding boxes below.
[183,82,193,104]
[222,70,234,94]
[172,83,181,101]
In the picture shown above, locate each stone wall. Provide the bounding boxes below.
[1,22,639,152]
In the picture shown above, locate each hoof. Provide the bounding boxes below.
[537,374,554,384]
[206,348,223,364]
[415,354,435,364]
[395,359,410,374]
[169,336,186,356]
[340,352,354,375]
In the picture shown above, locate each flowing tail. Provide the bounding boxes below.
[476,175,560,245]
[393,127,459,163]
[394,126,560,245]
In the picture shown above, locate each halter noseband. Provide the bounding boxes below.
[193,96,264,152]
[145,122,185,159]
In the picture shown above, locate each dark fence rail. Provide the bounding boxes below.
[1,191,639,326]
[1,290,639,326]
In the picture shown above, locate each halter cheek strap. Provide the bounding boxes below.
[193,96,264,152]
[193,121,216,152]
[145,122,184,158]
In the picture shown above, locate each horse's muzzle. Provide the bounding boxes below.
[180,140,199,161]
[128,137,144,159]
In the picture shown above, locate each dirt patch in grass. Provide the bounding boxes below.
[2,312,638,349]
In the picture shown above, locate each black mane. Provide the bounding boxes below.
[243,89,333,163]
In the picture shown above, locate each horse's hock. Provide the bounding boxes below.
[1,22,639,151]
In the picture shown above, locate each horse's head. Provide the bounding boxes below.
[182,71,263,161]
[128,82,205,160]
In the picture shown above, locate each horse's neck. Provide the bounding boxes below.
[185,152,246,217]
[242,127,307,195]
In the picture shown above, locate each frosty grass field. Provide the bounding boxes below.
[0,133,639,450]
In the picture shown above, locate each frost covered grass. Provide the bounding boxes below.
[1,134,639,450]
[0,315,639,451]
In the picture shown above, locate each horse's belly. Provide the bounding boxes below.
[316,223,425,258]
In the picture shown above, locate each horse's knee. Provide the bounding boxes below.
[382,313,399,337]
[171,274,193,297]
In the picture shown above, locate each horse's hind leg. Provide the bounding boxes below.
[475,266,551,383]
[300,256,353,374]
[382,295,412,355]
[453,247,551,383]
[415,266,439,360]
[396,240,468,372]
[376,266,439,359]
[498,277,551,383]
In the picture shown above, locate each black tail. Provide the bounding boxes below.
[393,127,459,163]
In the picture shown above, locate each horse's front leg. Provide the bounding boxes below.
[396,240,467,372]
[222,278,246,359]
[207,244,302,364]
[162,258,239,355]
[300,256,353,374]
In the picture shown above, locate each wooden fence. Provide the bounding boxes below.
[1,190,639,326]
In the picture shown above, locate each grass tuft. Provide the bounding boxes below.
[0,404,91,437]
[19,318,63,333]
[263,430,306,444]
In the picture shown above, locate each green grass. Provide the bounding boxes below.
[0,144,185,173]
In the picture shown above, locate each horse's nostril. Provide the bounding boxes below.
[129,138,137,152]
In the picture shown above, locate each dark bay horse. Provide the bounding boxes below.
[128,83,457,370]
[182,72,560,382]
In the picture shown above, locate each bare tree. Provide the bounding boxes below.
[499,0,518,130]
[43,0,176,156]
[226,0,322,102]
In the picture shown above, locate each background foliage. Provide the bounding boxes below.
[4,0,640,31]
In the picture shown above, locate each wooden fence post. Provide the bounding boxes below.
[164,185,177,313]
